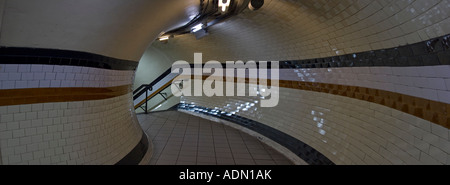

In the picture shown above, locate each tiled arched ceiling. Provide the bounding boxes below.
[153,0,450,62]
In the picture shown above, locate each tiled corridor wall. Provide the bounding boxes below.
[183,84,450,164]
[0,49,145,165]
[160,0,450,164]
[177,35,450,164]
[0,0,200,165]
[0,94,142,165]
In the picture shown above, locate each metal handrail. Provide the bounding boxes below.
[133,68,172,100]
[134,80,174,110]
[132,64,198,113]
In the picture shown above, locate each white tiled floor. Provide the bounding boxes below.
[137,111,293,165]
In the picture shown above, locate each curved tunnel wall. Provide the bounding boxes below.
[1,0,449,165]
[134,46,175,89]
[0,0,198,164]
[153,0,450,164]
[0,48,145,165]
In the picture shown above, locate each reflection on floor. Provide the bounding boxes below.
[137,111,294,165]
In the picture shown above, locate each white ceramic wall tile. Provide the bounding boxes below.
[2,81,14,89]
[0,93,142,165]
[39,80,50,88]
[182,85,450,165]
[437,90,450,104]
[42,65,53,73]
[0,64,135,90]
[445,79,450,91]
[4,65,18,73]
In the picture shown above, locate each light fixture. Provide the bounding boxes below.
[218,0,231,12]
[159,36,169,41]
[191,23,204,33]
[191,23,208,39]
[189,15,197,20]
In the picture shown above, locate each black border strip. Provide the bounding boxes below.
[178,103,335,165]
[279,34,450,69]
[0,47,138,70]
[3,34,449,72]
[115,132,149,165]
[149,34,450,71]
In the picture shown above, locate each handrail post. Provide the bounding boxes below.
[145,86,148,114]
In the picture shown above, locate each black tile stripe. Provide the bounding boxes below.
[115,132,149,165]
[279,34,450,69]
[3,35,448,72]
[0,47,138,70]
[177,103,335,165]
[150,34,450,69]
[149,34,450,70]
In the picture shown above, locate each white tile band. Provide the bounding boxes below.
[0,64,135,89]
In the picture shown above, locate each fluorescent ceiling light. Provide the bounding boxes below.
[191,23,203,33]
[219,0,231,12]
[159,36,169,41]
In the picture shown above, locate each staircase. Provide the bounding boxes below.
[133,68,181,113]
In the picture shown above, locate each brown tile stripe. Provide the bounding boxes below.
[0,85,132,106]
[283,81,450,129]
[186,75,450,129]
